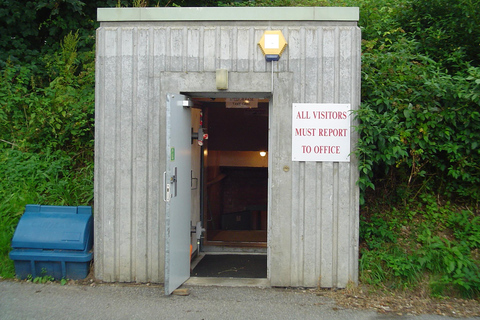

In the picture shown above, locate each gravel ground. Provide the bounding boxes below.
[319,284,480,319]
[1,279,479,320]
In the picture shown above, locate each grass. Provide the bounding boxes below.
[0,148,93,279]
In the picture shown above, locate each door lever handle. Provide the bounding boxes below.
[173,167,178,197]
[163,171,171,202]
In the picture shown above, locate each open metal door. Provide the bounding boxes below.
[164,93,192,295]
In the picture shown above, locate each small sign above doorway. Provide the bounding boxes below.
[226,98,259,109]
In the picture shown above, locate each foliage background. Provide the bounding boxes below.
[1,0,479,297]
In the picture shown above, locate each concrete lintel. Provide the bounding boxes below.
[97,7,359,22]
[163,72,275,96]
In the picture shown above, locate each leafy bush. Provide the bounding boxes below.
[0,31,95,162]
[360,197,480,298]
[418,229,480,298]
[0,31,94,278]
[398,0,480,70]
[447,210,480,249]
[356,31,480,205]
[0,0,120,66]
[354,0,480,297]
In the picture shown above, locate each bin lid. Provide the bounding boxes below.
[11,205,93,251]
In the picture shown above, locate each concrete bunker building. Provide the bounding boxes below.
[94,6,361,294]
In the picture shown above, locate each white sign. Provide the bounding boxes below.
[292,103,351,162]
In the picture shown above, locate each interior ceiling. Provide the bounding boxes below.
[199,100,269,152]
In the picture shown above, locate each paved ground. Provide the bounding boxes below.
[0,280,478,320]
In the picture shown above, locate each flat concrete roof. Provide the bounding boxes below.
[97,7,359,22]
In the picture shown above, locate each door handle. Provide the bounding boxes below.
[163,171,171,202]
[173,167,178,197]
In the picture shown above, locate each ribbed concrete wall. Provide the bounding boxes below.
[95,11,360,287]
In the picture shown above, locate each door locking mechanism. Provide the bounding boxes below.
[172,167,178,197]
[163,172,170,202]
[163,167,178,202]
[191,127,208,146]
[191,221,206,246]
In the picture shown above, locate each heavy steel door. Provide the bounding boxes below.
[164,93,192,295]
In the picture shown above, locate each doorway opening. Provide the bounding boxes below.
[190,96,269,279]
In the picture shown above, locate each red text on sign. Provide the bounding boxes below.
[301,145,341,154]
[318,128,348,137]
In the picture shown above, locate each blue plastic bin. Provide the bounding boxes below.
[9,204,93,280]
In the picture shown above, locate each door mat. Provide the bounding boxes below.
[191,254,267,278]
